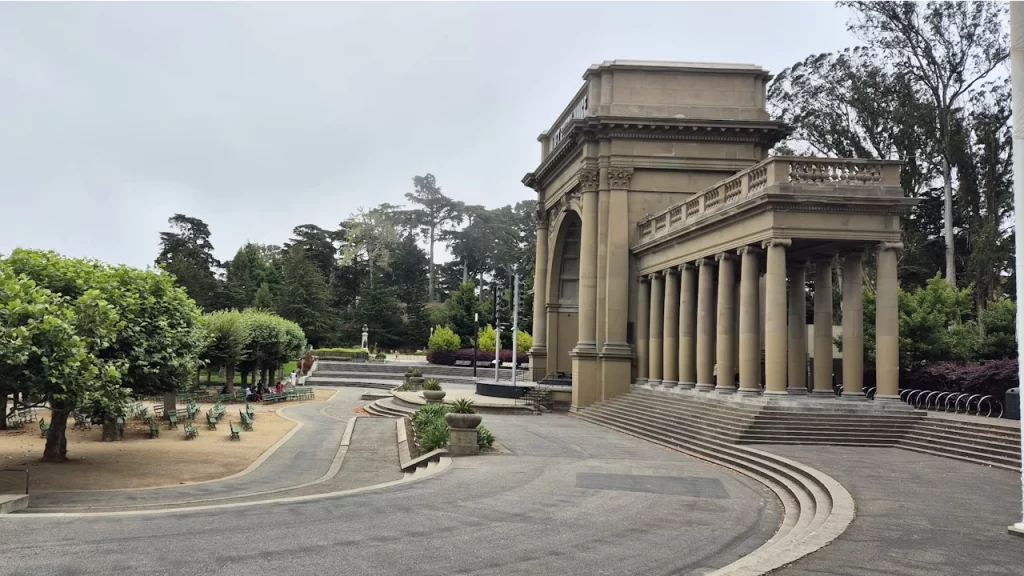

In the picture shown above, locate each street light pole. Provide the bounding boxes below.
[1009,1,1024,538]
[473,312,479,378]
[512,273,520,387]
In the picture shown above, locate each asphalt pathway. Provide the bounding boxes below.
[0,413,780,576]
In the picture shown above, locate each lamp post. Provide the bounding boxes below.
[473,312,479,378]
[1009,1,1024,539]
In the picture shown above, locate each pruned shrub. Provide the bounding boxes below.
[477,426,495,450]
[428,325,460,351]
[902,359,1018,399]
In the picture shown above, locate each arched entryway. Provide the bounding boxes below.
[546,211,581,376]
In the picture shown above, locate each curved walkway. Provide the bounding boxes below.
[761,445,1024,575]
[0,414,783,576]
[27,388,368,510]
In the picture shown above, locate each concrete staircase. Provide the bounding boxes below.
[363,398,417,418]
[578,389,1021,471]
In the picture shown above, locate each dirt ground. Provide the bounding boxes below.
[0,389,335,493]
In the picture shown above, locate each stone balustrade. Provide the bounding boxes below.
[637,156,902,245]
[549,87,590,150]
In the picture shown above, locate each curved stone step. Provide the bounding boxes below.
[574,407,854,576]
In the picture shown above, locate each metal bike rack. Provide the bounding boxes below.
[898,388,1005,418]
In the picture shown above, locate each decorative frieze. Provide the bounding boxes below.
[607,166,634,189]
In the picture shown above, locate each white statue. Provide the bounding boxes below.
[361,324,369,349]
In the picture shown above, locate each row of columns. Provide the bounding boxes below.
[635,240,902,399]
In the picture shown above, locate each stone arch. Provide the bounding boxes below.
[547,209,582,305]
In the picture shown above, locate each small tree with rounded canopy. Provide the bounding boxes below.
[202,310,249,393]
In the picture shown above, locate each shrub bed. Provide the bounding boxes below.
[426,348,528,367]
[901,359,1018,399]
[408,403,495,452]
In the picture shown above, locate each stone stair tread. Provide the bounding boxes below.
[899,442,1020,470]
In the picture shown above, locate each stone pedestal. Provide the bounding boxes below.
[448,427,480,456]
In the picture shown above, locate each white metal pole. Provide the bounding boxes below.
[494,291,501,382]
[1010,0,1024,538]
[512,273,520,386]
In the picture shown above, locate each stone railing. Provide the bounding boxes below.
[550,87,590,150]
[637,157,899,244]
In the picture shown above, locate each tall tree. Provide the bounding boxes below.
[156,214,222,311]
[768,47,944,288]
[341,204,401,290]
[277,245,335,348]
[405,174,461,301]
[839,1,1010,285]
[284,224,337,281]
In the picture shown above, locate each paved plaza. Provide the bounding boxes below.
[1,387,1022,575]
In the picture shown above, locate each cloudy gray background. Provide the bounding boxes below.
[0,2,855,268]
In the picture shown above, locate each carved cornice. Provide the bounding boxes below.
[523,117,791,191]
[715,252,737,263]
[607,166,634,190]
[878,241,905,253]
[578,169,599,193]
[736,245,761,256]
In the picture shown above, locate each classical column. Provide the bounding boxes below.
[841,250,865,399]
[876,243,903,400]
[812,257,835,395]
[598,167,634,400]
[575,169,600,353]
[678,263,697,389]
[738,246,761,395]
[528,206,549,381]
[715,253,737,393]
[695,258,716,391]
[648,272,665,387]
[571,169,600,410]
[635,276,650,386]
[787,262,808,395]
[662,268,680,388]
[763,238,791,395]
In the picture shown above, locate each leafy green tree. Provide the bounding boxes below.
[2,249,206,460]
[840,1,1010,284]
[354,283,404,350]
[342,204,401,290]
[978,298,1016,360]
[277,245,335,348]
[156,214,223,311]
[428,325,461,351]
[225,243,280,308]
[202,310,249,393]
[240,309,306,387]
[444,282,484,347]
[284,224,337,281]
[253,283,274,309]
[405,174,462,301]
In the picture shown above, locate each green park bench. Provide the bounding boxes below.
[18,408,37,422]
[206,413,218,430]
[239,411,254,431]
[136,407,151,422]
[153,405,164,419]
[245,404,255,420]
[72,412,91,430]
[219,393,234,404]
[263,393,286,404]
[149,421,160,438]
[184,422,199,440]
[39,418,50,437]
[167,414,179,429]
[6,414,23,429]
[229,423,241,440]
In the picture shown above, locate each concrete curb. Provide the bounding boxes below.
[8,455,453,518]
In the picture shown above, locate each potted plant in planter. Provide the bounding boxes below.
[405,367,425,389]
[445,398,481,429]
[421,378,446,403]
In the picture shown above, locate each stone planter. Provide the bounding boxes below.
[405,376,424,390]
[422,390,446,404]
[445,412,482,430]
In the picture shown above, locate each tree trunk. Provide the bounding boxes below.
[101,422,119,442]
[463,260,468,284]
[226,364,236,394]
[42,407,71,462]
[241,369,248,386]
[163,393,177,420]
[206,369,212,383]
[942,156,956,285]
[429,227,435,301]
[0,383,8,431]
[195,367,201,387]
[260,367,269,387]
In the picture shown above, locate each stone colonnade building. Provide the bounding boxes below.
[523,60,916,411]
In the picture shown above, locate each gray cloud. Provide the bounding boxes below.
[0,2,855,268]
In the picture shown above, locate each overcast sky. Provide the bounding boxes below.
[0,2,857,269]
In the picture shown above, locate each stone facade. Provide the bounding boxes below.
[523,60,916,411]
